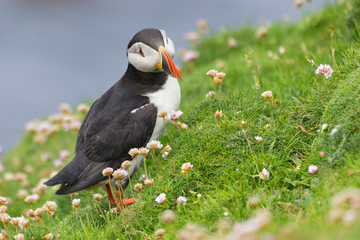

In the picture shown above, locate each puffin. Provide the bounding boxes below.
[45,28,182,207]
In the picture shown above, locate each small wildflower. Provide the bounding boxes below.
[248,196,260,207]
[146,140,163,150]
[144,178,154,186]
[128,148,140,158]
[155,193,167,204]
[59,150,70,160]
[139,174,146,182]
[321,124,329,133]
[77,103,89,113]
[0,197,8,206]
[308,165,318,174]
[241,120,246,126]
[134,183,143,191]
[294,0,303,8]
[279,46,286,55]
[53,159,63,168]
[10,217,19,227]
[259,168,270,180]
[214,110,223,118]
[261,90,273,99]
[112,169,128,180]
[139,147,150,156]
[93,194,102,203]
[216,72,226,79]
[13,233,25,240]
[213,76,223,84]
[163,145,171,152]
[315,64,334,79]
[155,229,166,240]
[181,162,194,173]
[24,194,39,204]
[319,151,326,157]
[102,167,114,177]
[0,206,7,213]
[180,123,188,130]
[197,19,208,34]
[167,111,183,121]
[0,230,7,239]
[59,103,72,115]
[157,110,167,118]
[184,32,199,43]
[72,198,80,212]
[223,211,229,216]
[121,160,132,169]
[177,196,187,206]
[227,37,238,48]
[162,151,169,158]
[161,210,176,224]
[197,193,202,198]
[256,26,268,38]
[177,224,207,240]
[43,201,57,216]
[45,233,54,240]
[18,216,29,230]
[206,69,218,78]
[255,136,263,143]
[205,91,216,99]
[0,213,10,224]
[180,50,199,62]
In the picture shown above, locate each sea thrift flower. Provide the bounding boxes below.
[216,72,226,79]
[227,37,238,48]
[181,162,194,173]
[77,103,89,113]
[45,233,54,240]
[102,167,114,177]
[59,150,70,160]
[155,193,167,204]
[308,165,318,174]
[144,178,154,186]
[0,197,8,206]
[18,216,29,230]
[315,64,334,79]
[177,196,188,206]
[112,169,127,180]
[279,46,286,55]
[163,145,171,152]
[157,110,167,118]
[214,110,223,118]
[10,217,19,227]
[180,50,199,62]
[59,103,72,115]
[43,201,57,216]
[139,174,146,182]
[177,224,207,240]
[185,31,199,43]
[161,210,176,223]
[241,120,246,126]
[72,198,80,212]
[139,147,150,156]
[256,26,268,38]
[261,90,273,99]
[121,160,132,169]
[205,91,216,99]
[128,148,140,158]
[255,136,264,143]
[53,159,63,168]
[213,76,223,85]
[24,194,39,204]
[162,151,169,158]
[0,206,7,213]
[259,168,270,180]
[294,0,303,8]
[206,69,218,78]
[319,151,326,157]
[134,183,143,191]
[146,140,163,150]
[168,111,183,121]
[13,234,25,240]
[0,213,10,225]
[155,229,166,240]
[180,123,188,130]
[91,194,102,205]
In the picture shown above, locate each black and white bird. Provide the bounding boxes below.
[45,28,182,206]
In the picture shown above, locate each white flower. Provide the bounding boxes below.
[121,160,132,169]
[308,165,318,174]
[279,46,286,55]
[181,162,194,172]
[315,64,334,79]
[155,193,167,204]
[206,69,218,78]
[128,148,140,158]
[205,91,216,99]
[18,216,29,229]
[259,168,269,180]
[167,111,183,121]
[255,136,263,143]
[146,140,163,150]
[93,194,102,202]
[43,201,57,215]
[261,91,273,99]
[177,196,187,206]
[72,198,81,209]
[102,167,113,177]
[162,151,169,158]
[112,169,128,180]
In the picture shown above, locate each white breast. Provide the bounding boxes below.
[145,76,181,140]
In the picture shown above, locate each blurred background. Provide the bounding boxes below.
[0,0,332,153]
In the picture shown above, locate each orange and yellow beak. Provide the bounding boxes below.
[157,46,182,80]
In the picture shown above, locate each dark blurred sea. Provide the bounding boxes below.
[0,0,332,153]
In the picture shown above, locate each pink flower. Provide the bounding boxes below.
[319,151,326,157]
[53,159,63,168]
[180,50,199,62]
[315,64,333,79]
[59,150,70,160]
[259,168,269,180]
[146,140,163,150]
[308,165,318,174]
[168,111,183,121]
[155,193,167,204]
[177,196,187,206]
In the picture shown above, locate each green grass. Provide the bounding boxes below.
[1,1,360,239]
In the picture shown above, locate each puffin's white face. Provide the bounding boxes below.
[127,30,176,73]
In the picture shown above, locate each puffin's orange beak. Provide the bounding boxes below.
[157,46,182,80]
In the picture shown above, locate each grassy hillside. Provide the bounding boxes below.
[1,1,360,239]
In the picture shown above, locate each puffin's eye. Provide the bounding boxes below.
[138,48,145,57]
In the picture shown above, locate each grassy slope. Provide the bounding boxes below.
[1,1,360,239]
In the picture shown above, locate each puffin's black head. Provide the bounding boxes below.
[127,28,182,80]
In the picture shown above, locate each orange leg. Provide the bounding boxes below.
[105,183,116,205]
[115,189,137,209]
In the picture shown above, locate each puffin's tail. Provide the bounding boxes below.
[44,150,91,194]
